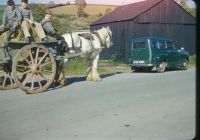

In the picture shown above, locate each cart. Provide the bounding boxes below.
[0,40,64,94]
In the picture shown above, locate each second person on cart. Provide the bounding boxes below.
[19,0,47,43]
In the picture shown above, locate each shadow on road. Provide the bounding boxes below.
[132,68,187,73]
[66,72,121,85]
[47,72,122,92]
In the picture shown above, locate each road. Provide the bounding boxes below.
[0,69,195,140]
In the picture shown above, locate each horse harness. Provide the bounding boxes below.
[94,31,112,48]
[69,32,82,52]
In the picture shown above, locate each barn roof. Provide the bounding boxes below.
[91,0,194,26]
[92,0,163,25]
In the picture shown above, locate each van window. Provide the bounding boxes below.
[150,40,159,49]
[133,42,146,49]
[158,41,166,49]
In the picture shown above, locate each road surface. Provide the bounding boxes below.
[0,69,196,140]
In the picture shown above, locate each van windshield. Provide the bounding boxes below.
[133,42,146,49]
[150,39,166,49]
[150,40,159,49]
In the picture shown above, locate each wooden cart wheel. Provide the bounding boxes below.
[0,63,18,90]
[12,44,56,94]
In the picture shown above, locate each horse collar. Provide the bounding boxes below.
[95,32,106,47]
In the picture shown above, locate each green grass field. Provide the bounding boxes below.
[51,4,117,16]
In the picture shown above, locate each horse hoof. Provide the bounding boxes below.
[87,77,102,82]
[55,79,68,86]
[94,78,102,82]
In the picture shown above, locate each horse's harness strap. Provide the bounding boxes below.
[95,32,106,47]
[69,33,75,50]
[80,38,82,49]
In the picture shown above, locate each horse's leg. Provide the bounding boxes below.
[58,59,69,86]
[86,58,93,81]
[87,54,101,81]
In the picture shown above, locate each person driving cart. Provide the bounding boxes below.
[0,0,22,41]
[41,9,68,52]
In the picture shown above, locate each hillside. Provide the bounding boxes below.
[0,4,117,34]
[51,4,118,16]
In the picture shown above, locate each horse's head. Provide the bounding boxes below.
[103,26,113,48]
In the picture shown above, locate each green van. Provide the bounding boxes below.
[128,37,189,72]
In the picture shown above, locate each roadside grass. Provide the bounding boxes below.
[189,55,196,68]
[65,58,110,76]
[0,64,3,84]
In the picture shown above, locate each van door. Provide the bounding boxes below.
[130,39,151,65]
[166,41,182,67]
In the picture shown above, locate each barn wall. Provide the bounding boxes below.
[90,0,196,62]
[91,21,196,62]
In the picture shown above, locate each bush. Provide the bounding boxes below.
[189,55,196,68]
[29,4,46,22]
[109,53,124,66]
[56,14,71,19]
[105,8,111,14]
[97,13,103,17]
[77,7,88,17]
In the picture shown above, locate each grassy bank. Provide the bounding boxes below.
[189,55,196,68]
[65,58,110,76]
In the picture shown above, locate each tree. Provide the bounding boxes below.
[75,0,87,17]
[75,0,86,8]
[29,4,45,22]
[66,1,70,5]
[177,0,196,17]
[105,8,112,15]
[179,0,187,9]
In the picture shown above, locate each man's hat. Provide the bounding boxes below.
[7,0,15,6]
[22,0,28,3]
[45,9,53,15]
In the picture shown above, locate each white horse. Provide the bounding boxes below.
[56,26,113,85]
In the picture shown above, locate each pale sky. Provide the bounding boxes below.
[0,0,196,7]
[0,0,146,5]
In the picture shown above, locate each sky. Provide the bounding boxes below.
[0,0,196,7]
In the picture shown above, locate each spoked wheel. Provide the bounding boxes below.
[12,44,56,94]
[0,63,18,90]
[156,62,166,73]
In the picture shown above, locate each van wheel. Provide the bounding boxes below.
[156,62,166,73]
[182,59,188,70]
